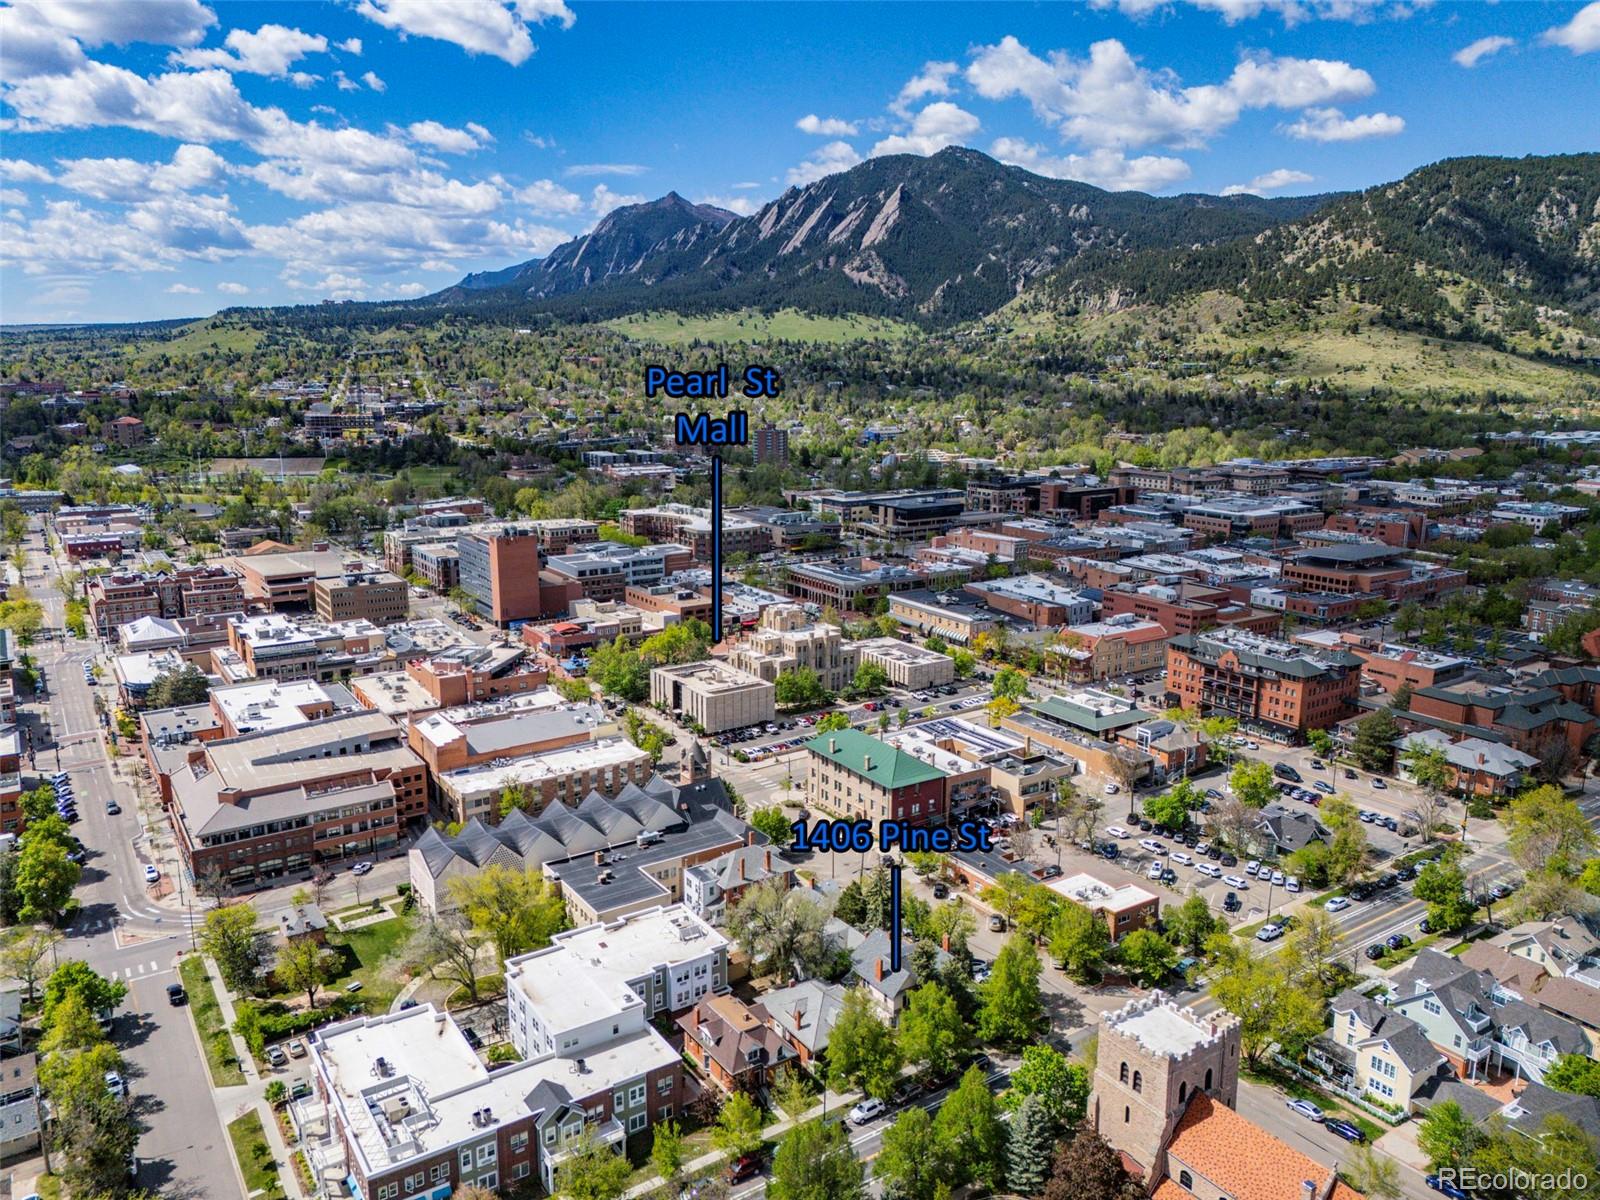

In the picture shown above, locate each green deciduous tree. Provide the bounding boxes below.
[1229,759,1278,809]
[775,666,831,709]
[200,904,266,994]
[555,1125,632,1200]
[276,938,335,1010]
[711,1091,765,1159]
[1143,778,1204,831]
[445,864,568,963]
[1504,785,1597,878]
[979,933,1044,1047]
[726,878,835,985]
[992,666,1029,701]
[897,982,968,1081]
[1414,855,1477,934]
[0,926,61,1003]
[1344,1144,1404,1200]
[1351,709,1401,772]
[649,1118,685,1187]
[146,663,210,709]
[827,987,902,1099]
[42,961,126,1029]
[16,834,79,924]
[1164,894,1225,956]
[1002,1045,1088,1129]
[875,1105,945,1200]
[769,1117,864,1200]
[1116,929,1178,988]
[932,1065,1007,1192]
[1048,899,1111,983]
[749,805,794,844]
[1544,1053,1600,1098]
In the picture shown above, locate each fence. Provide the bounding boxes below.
[1271,1053,1408,1125]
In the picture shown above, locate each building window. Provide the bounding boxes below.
[1119,1062,1129,1084]
[1204,1068,1213,1091]
[477,1144,495,1165]
[430,1164,448,1183]
[1180,1172,1193,1189]
[511,1132,528,1152]
[1124,1106,1130,1123]
[513,1163,530,1181]
[1179,1082,1187,1103]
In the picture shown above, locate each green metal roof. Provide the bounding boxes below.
[1031,694,1145,734]
[805,728,947,789]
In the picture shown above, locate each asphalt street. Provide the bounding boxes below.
[15,524,240,1200]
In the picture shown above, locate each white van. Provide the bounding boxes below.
[1105,825,1131,840]
[1195,862,1222,878]
[1170,851,1194,867]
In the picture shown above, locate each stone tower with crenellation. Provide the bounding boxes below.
[1091,991,1242,1180]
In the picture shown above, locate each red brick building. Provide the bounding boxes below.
[1166,629,1361,739]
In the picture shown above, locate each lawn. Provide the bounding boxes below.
[605,308,917,345]
[1244,1064,1389,1141]
[179,955,246,1087]
[226,1110,288,1200]
[321,914,415,1012]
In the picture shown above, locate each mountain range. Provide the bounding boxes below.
[434,147,1333,324]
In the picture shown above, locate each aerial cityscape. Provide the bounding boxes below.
[1,2,1599,1200]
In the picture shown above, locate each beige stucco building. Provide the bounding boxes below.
[650,660,775,733]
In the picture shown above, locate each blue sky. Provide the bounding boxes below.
[2,0,1596,324]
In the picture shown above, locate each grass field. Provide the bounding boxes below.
[320,914,414,1013]
[131,319,264,357]
[399,465,461,492]
[226,1110,288,1200]
[605,308,917,345]
[179,955,247,1087]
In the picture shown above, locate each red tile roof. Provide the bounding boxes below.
[1162,1094,1365,1200]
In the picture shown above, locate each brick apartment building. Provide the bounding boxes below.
[1322,509,1430,548]
[1181,497,1325,542]
[1280,543,1469,602]
[964,575,1095,627]
[965,475,1134,519]
[1057,615,1169,682]
[85,566,246,638]
[804,728,947,826]
[1166,629,1361,739]
[620,504,770,562]
[1101,580,1280,639]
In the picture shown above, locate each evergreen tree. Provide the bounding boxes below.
[1007,1093,1055,1196]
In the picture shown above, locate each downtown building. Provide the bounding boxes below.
[804,727,948,827]
[1165,628,1361,739]
[85,565,246,638]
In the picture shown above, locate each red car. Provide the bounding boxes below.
[726,1153,764,1183]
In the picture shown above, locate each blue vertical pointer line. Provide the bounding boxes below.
[711,454,723,640]
[889,865,903,973]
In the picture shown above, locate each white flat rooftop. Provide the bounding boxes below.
[440,737,645,800]
[1107,1001,1215,1056]
[1048,872,1156,913]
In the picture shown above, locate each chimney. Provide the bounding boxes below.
[792,1007,805,1028]
[746,828,758,847]
[875,958,884,981]
[1302,1181,1317,1200]
[593,850,604,866]
[829,737,837,753]
[864,755,874,771]
[764,849,772,872]
[739,856,747,882]
[941,933,950,953]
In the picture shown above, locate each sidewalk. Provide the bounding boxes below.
[204,954,310,1200]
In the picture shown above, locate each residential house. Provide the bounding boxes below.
[678,993,795,1096]
[1311,988,1447,1111]
[760,979,847,1069]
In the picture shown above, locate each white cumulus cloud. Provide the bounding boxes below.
[1541,2,1600,53]
[337,37,362,54]
[891,61,959,117]
[991,137,1191,192]
[871,101,979,157]
[1089,0,1423,24]
[514,178,584,216]
[6,0,216,48]
[54,144,228,201]
[785,140,862,185]
[171,24,328,77]
[796,114,858,136]
[361,70,386,92]
[589,184,643,216]
[1220,167,1314,195]
[0,159,56,184]
[564,163,647,177]
[165,281,200,293]
[967,36,1376,150]
[1282,106,1404,141]
[407,120,489,152]
[1452,36,1514,68]
[217,281,250,293]
[354,0,574,66]
[697,193,762,217]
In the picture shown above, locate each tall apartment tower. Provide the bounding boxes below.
[752,425,789,465]
[1091,991,1241,1179]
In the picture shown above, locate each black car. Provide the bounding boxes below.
[1182,833,1198,848]
[1379,872,1400,889]
[1138,820,1153,832]
[932,882,949,899]
[1365,944,1386,961]
[1343,768,1357,780]
[1219,853,1238,867]
[1396,866,1417,882]
[1205,846,1222,860]
[1386,933,1411,951]
[1223,892,1241,912]
[166,983,187,1006]
[462,1027,483,1049]
[1348,882,1375,901]
[1382,817,1400,832]
[1100,844,1119,861]
[1326,1119,1366,1144]
[1419,917,1433,934]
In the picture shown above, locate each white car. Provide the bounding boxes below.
[1245,860,1261,877]
[1103,783,1121,795]
[1139,838,1165,854]
[351,861,374,876]
[143,865,160,884]
[1147,860,1165,881]
[1326,897,1351,913]
[1105,825,1131,840]
[1285,875,1302,893]
[1255,924,1285,943]
[1223,874,1248,889]
[1195,862,1222,879]
[104,1071,127,1098]
[849,1098,886,1125]
[1270,870,1286,886]
[1170,851,1194,867]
